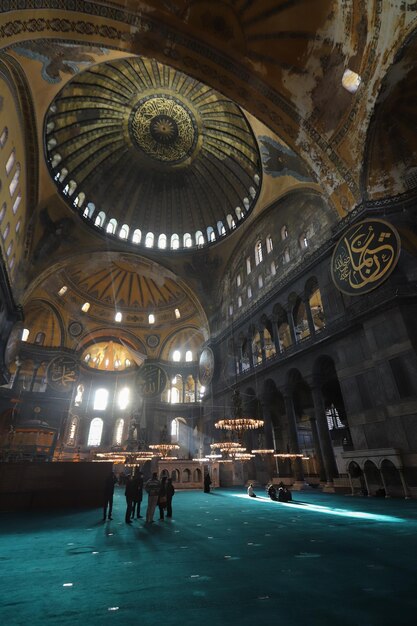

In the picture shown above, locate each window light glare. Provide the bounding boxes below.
[148,313,155,324]
[81,302,90,313]
[175,308,181,319]
[58,286,67,296]
[115,312,122,323]
[22,328,29,342]
[342,68,361,93]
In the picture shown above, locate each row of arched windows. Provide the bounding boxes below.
[0,126,21,274]
[49,157,259,250]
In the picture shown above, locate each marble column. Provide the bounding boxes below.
[271,316,282,354]
[311,385,339,488]
[286,306,297,345]
[283,392,304,482]
[304,296,316,338]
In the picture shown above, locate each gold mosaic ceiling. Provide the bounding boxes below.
[45,56,262,248]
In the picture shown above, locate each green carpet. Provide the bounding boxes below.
[0,488,416,625]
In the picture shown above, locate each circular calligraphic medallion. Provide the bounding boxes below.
[198,347,214,386]
[68,321,83,337]
[146,334,160,349]
[47,356,80,392]
[137,364,167,398]
[331,219,401,296]
[129,95,199,165]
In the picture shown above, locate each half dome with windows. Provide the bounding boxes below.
[44,56,262,252]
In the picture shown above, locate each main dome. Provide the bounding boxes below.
[44,56,262,251]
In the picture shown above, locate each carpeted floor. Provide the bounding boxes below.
[0,487,416,626]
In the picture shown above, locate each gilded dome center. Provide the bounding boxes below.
[129,95,198,164]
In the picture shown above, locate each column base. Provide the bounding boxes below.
[322,482,335,493]
[292,481,308,491]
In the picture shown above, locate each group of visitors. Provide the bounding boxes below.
[246,481,293,503]
[102,469,175,524]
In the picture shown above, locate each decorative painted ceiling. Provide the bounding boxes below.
[44,56,261,248]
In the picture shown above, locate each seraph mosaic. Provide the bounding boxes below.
[258,135,313,182]
[12,41,107,83]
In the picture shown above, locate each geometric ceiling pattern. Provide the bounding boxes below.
[45,56,262,249]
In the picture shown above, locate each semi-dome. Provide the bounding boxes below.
[44,56,262,251]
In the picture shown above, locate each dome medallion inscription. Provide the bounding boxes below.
[129,95,198,165]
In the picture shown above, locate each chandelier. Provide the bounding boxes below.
[252,449,275,455]
[273,453,305,459]
[214,388,264,432]
[149,443,180,458]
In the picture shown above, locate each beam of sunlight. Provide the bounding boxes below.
[233,494,406,523]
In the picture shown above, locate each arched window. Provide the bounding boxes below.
[249,185,256,199]
[217,221,226,236]
[67,416,78,445]
[243,197,250,211]
[235,207,243,221]
[114,418,125,445]
[83,202,95,219]
[246,257,251,274]
[238,296,242,308]
[0,127,8,148]
[255,240,263,265]
[15,218,21,234]
[173,350,181,362]
[258,274,263,288]
[74,192,85,208]
[271,261,276,276]
[74,384,84,406]
[236,274,241,287]
[226,214,236,229]
[115,312,122,323]
[6,240,13,257]
[175,308,181,319]
[281,225,289,240]
[195,230,204,246]
[58,167,68,183]
[158,233,167,249]
[2,223,10,240]
[282,247,290,264]
[106,218,118,234]
[132,228,142,244]
[11,193,21,216]
[93,388,108,411]
[145,232,154,247]
[81,302,90,313]
[148,313,155,324]
[171,418,179,439]
[266,235,273,253]
[94,211,106,227]
[119,224,129,239]
[9,163,20,197]
[88,418,103,446]
[64,179,77,196]
[34,332,45,345]
[183,232,192,248]
[171,233,180,249]
[5,149,15,175]
[0,202,6,223]
[185,350,193,362]
[118,387,130,410]
[207,226,216,242]
[58,286,67,296]
[22,328,29,342]
[247,286,252,298]
[51,153,62,168]
[299,233,309,249]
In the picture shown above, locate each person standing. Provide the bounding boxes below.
[103,470,117,521]
[125,474,136,524]
[132,470,144,519]
[204,472,212,493]
[166,477,175,518]
[158,476,168,521]
[145,472,161,523]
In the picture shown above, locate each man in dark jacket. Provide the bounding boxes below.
[103,470,117,521]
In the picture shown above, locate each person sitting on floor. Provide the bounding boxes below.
[278,485,292,502]
[247,483,256,498]
[267,483,278,501]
